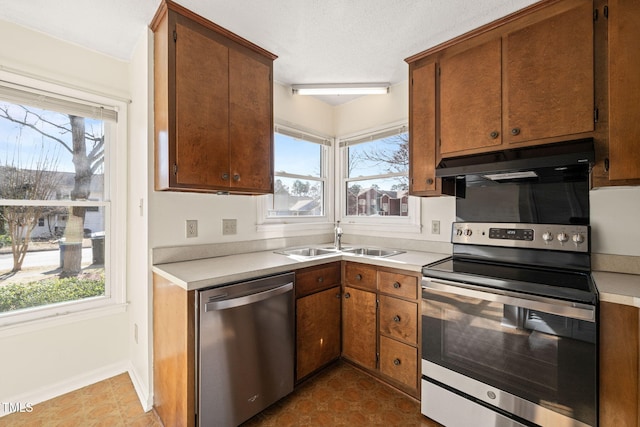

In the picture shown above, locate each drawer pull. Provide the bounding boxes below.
[336,293,341,299]
[393,282,401,289]
[317,276,324,283]
[393,358,401,366]
[355,274,362,281]
[233,173,241,181]
[511,127,521,136]
[393,315,401,323]
[221,173,229,181]
[490,131,499,139]
[345,292,351,299]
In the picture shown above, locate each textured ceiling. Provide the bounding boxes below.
[0,0,539,104]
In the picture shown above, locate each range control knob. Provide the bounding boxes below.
[557,232,569,243]
[455,228,463,236]
[542,232,554,242]
[572,233,585,245]
[464,229,473,237]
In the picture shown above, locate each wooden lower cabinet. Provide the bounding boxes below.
[342,261,421,398]
[296,286,341,380]
[295,262,341,381]
[342,286,377,370]
[599,301,640,427]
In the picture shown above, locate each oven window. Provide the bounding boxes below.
[422,288,596,426]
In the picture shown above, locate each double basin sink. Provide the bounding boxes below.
[275,246,405,258]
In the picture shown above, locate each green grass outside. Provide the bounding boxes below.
[0,272,105,312]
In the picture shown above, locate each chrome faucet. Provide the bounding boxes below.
[334,221,343,250]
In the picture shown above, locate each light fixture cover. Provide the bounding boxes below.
[292,83,389,96]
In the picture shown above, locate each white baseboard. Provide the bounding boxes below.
[126,361,153,412]
[0,360,130,417]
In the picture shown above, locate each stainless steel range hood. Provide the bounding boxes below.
[436,139,595,180]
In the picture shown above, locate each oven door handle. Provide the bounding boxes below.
[423,279,595,322]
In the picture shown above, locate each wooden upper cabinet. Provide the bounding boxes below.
[409,61,439,195]
[505,0,594,145]
[152,0,276,194]
[607,0,640,182]
[440,38,503,156]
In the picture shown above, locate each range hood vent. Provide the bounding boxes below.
[435,139,595,179]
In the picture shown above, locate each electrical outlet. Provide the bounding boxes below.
[186,220,198,238]
[222,219,237,235]
[431,220,440,235]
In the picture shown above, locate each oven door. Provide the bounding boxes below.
[421,278,597,427]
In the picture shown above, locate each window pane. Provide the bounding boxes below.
[0,205,105,314]
[0,101,105,201]
[269,177,323,217]
[346,178,409,217]
[348,133,408,178]
[274,133,321,177]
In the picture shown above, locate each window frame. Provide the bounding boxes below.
[337,122,421,233]
[0,70,127,332]
[257,123,335,232]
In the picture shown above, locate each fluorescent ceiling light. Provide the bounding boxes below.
[292,83,389,96]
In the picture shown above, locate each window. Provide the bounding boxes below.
[260,125,332,224]
[0,76,124,326]
[341,126,410,217]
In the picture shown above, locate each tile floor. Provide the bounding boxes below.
[1,361,442,426]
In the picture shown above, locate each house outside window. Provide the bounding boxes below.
[0,77,125,326]
[259,124,333,226]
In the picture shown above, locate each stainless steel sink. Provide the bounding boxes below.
[342,247,405,257]
[274,247,338,257]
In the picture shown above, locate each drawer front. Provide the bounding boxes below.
[296,262,341,298]
[344,262,377,291]
[380,335,418,390]
[379,295,418,345]
[378,271,418,299]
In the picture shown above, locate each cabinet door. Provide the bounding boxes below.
[296,286,341,381]
[174,20,230,189]
[295,262,341,298]
[379,336,418,391]
[229,49,273,193]
[599,302,639,426]
[440,38,502,156]
[344,262,377,291]
[608,0,640,181]
[409,61,438,195]
[342,286,377,370]
[379,295,417,346]
[505,1,594,144]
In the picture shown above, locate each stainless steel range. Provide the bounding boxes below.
[422,140,598,427]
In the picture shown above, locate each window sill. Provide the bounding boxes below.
[0,301,128,338]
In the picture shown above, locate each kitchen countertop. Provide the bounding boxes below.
[593,271,640,308]
[152,247,449,291]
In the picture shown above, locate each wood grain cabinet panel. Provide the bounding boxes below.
[295,262,341,298]
[505,0,594,145]
[344,263,377,291]
[378,271,418,300]
[152,0,276,194]
[379,295,418,346]
[599,301,639,427]
[379,336,418,391]
[296,286,341,381]
[342,286,377,370]
[409,60,439,195]
[440,38,503,156]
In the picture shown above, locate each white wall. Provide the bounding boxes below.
[127,29,153,409]
[0,19,130,406]
[591,186,640,256]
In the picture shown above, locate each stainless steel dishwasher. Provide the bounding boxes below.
[198,272,295,427]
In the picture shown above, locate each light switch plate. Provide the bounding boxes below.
[431,220,440,235]
[222,219,237,235]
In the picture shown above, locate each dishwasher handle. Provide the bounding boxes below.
[204,282,293,312]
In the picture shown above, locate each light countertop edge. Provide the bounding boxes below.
[151,248,449,291]
[593,271,640,308]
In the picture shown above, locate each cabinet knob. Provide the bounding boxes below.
[393,358,401,366]
[426,178,434,185]
[221,173,229,180]
[233,174,240,182]
[393,282,401,289]
[344,292,351,299]
[393,315,401,323]
[335,293,341,299]
[490,131,499,139]
[355,274,362,281]
[317,276,324,283]
[511,128,521,136]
